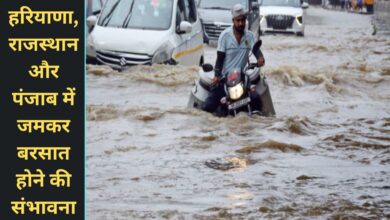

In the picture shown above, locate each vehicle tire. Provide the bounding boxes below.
[297,32,304,37]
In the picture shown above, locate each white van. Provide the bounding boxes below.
[87,0,204,69]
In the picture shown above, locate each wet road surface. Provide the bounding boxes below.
[86,7,390,219]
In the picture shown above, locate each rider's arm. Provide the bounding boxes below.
[214,51,225,78]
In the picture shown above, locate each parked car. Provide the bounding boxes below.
[259,0,308,36]
[197,0,261,44]
[86,0,106,61]
[87,0,204,69]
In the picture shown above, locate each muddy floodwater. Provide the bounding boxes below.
[86,7,390,219]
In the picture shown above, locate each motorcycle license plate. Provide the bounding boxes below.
[228,97,251,110]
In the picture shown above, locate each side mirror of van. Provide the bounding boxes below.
[177,21,192,34]
[87,15,98,29]
[302,2,309,9]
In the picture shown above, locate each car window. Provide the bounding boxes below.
[98,0,174,30]
[177,0,186,25]
[184,0,197,23]
[198,0,248,10]
[260,0,301,7]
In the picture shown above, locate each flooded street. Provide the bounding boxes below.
[86,7,390,219]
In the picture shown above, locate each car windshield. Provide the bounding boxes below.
[199,0,248,10]
[260,0,301,7]
[98,0,173,30]
[92,0,104,13]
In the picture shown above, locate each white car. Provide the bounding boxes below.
[259,0,308,36]
[87,0,204,70]
[197,0,261,44]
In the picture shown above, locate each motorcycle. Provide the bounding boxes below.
[187,40,276,117]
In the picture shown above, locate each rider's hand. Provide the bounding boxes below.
[258,56,265,67]
[212,76,221,86]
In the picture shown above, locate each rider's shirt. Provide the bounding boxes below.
[217,26,255,77]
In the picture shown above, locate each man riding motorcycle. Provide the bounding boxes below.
[202,4,265,114]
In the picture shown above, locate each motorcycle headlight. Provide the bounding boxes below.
[296,15,303,25]
[228,83,244,100]
[152,41,175,64]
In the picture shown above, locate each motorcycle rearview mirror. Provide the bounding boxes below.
[202,63,213,72]
[252,40,262,55]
